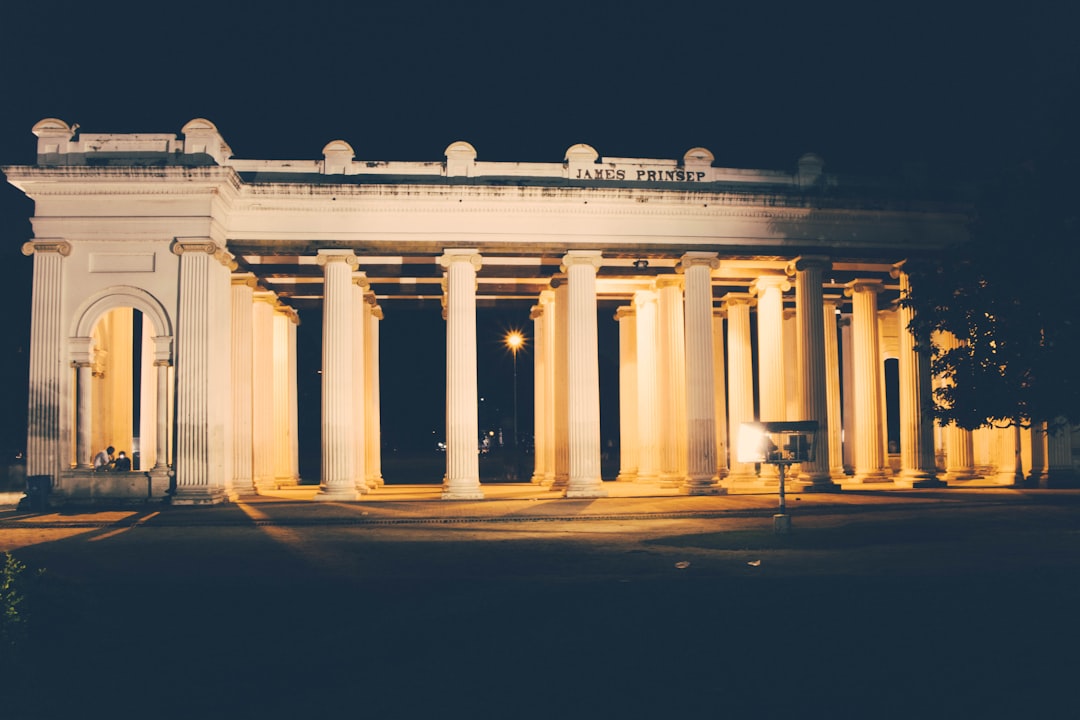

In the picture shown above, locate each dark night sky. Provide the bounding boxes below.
[1,0,1077,460]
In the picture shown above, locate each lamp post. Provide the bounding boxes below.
[505,330,524,479]
[738,420,818,534]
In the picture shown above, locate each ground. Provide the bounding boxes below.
[1,487,1077,719]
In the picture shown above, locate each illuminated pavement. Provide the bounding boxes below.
[2,486,1078,719]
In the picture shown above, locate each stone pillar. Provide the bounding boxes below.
[154,356,170,472]
[351,276,369,494]
[288,312,301,484]
[712,308,729,480]
[680,252,723,495]
[823,298,847,481]
[1029,421,1048,487]
[1046,420,1076,487]
[229,274,256,497]
[73,349,94,469]
[22,240,70,483]
[540,290,557,486]
[840,315,856,474]
[752,276,789,482]
[634,289,660,482]
[791,256,835,489]
[171,240,233,505]
[724,293,758,485]
[365,295,384,488]
[530,302,547,484]
[563,251,607,498]
[139,322,157,470]
[551,279,570,490]
[893,265,943,487]
[314,250,359,502]
[439,250,484,500]
[656,275,688,485]
[251,292,276,492]
[783,308,799,422]
[994,424,1024,485]
[273,305,297,487]
[845,279,890,483]
[936,331,977,482]
[615,305,638,482]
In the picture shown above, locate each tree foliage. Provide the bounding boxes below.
[903,155,1080,431]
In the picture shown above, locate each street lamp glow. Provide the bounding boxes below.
[504,329,525,477]
[505,330,524,354]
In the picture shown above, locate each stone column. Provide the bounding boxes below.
[439,250,484,499]
[615,305,638,482]
[724,293,758,485]
[530,302,547,484]
[840,315,856,474]
[823,298,847,481]
[791,256,835,489]
[936,331,977,482]
[845,279,890,483]
[315,250,359,502]
[139,322,157,470]
[712,308,729,480]
[288,312,301,484]
[752,276,789,482]
[171,240,233,505]
[251,292,277,492]
[365,295,384,488]
[22,240,69,483]
[1029,421,1048,487]
[153,356,170,472]
[540,290,557,486]
[656,275,688,485]
[273,305,297,487]
[563,251,607,498]
[634,289,660,482]
[351,276,368,494]
[551,279,570,490]
[893,265,943,487]
[994,424,1024,485]
[680,252,723,495]
[1046,420,1076,487]
[229,274,256,498]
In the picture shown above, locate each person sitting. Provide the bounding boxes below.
[112,451,132,472]
[93,446,115,471]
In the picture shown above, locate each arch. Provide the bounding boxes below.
[71,285,173,350]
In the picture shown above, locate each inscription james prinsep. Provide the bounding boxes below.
[574,168,708,182]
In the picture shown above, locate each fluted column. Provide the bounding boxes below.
[530,302,547,484]
[791,256,835,489]
[1029,421,1048,487]
[840,315,856,473]
[724,293,757,485]
[752,276,790,482]
[823,298,847,481]
[351,276,369,494]
[251,292,277,491]
[439,250,484,500]
[154,356,170,472]
[22,240,69,483]
[845,279,890,483]
[365,296,384,488]
[563,251,606,498]
[615,305,638,482]
[893,265,943,487]
[229,275,256,497]
[171,240,233,505]
[288,313,301,484]
[1046,420,1077,487]
[656,275,688,486]
[551,279,570,490]
[273,305,297,487]
[315,250,359,502]
[936,331,977,482]
[540,290,557,486]
[634,289,660,482]
[994,424,1024,485]
[680,252,723,495]
[73,338,94,469]
[712,308,729,480]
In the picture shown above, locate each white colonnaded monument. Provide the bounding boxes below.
[6,118,1067,507]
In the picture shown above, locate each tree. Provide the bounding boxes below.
[902,154,1080,432]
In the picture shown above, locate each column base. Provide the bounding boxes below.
[615,472,638,483]
[679,478,726,495]
[170,487,228,506]
[943,470,979,482]
[313,485,359,502]
[793,479,841,492]
[564,484,608,498]
[441,487,484,500]
[849,471,892,484]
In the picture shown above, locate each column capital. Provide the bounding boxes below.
[231,272,258,288]
[721,292,756,308]
[316,249,359,269]
[530,304,544,320]
[561,250,603,271]
[712,307,727,319]
[614,305,636,322]
[654,274,684,291]
[632,288,657,308]
[439,248,482,270]
[678,251,720,272]
[353,272,370,290]
[824,294,845,309]
[750,275,791,295]
[275,304,300,325]
[371,305,384,321]
[22,239,71,257]
[786,255,832,275]
[548,273,566,290]
[253,290,278,306]
[172,238,236,270]
[539,288,555,304]
[844,278,885,297]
